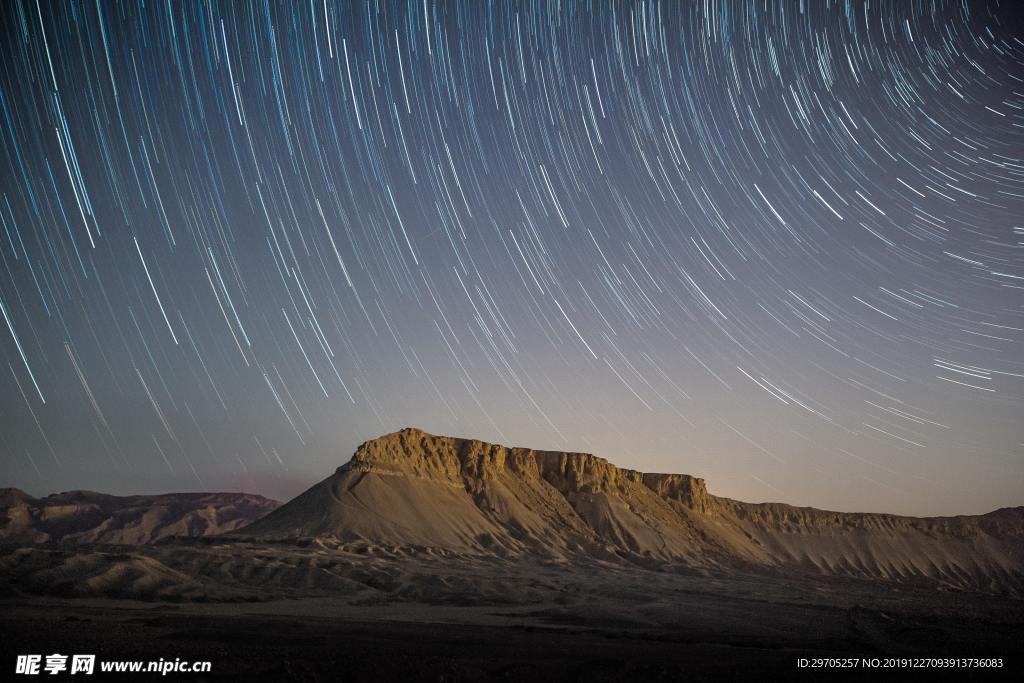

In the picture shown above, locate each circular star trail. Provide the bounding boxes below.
[1,1,1021,514]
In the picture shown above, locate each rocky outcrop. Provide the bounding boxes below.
[345,427,712,508]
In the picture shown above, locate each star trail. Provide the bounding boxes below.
[1,0,1021,514]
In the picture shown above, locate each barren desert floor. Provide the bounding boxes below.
[2,544,1021,681]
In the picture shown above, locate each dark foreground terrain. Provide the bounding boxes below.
[2,596,1021,682]
[2,551,1021,682]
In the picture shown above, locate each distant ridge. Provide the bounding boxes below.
[240,428,1024,595]
[0,489,279,544]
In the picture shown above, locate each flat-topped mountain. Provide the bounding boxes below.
[0,489,280,544]
[241,428,1024,594]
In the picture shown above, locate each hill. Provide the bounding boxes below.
[241,427,1024,594]
[0,488,279,544]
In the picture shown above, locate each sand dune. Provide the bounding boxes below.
[240,428,1024,594]
[0,489,279,544]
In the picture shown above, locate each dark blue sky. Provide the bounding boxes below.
[1,1,1021,514]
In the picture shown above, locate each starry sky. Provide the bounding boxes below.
[1,0,1021,515]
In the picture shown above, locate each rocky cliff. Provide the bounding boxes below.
[240,428,1024,594]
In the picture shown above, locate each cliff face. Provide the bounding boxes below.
[346,427,713,511]
[0,489,280,544]
[240,428,1024,595]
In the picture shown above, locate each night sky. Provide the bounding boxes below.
[1,1,1021,515]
